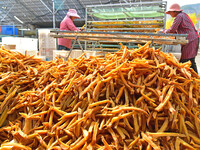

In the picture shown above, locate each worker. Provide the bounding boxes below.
[58,9,80,50]
[164,3,199,74]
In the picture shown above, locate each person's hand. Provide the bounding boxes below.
[156,29,164,34]
[162,29,167,34]
[157,31,163,34]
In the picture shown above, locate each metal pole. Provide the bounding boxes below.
[40,0,53,13]
[52,0,56,28]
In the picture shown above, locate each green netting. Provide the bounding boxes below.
[90,6,165,19]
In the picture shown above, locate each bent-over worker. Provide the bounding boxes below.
[164,3,199,74]
[58,9,80,50]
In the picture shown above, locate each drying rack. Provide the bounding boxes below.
[50,30,188,60]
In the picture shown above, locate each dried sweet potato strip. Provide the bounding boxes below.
[190,140,200,149]
[93,81,103,101]
[189,132,200,144]
[0,107,8,127]
[115,86,125,104]
[155,85,174,111]
[119,70,134,93]
[147,132,186,138]
[108,112,133,127]
[108,128,119,150]
[124,88,130,105]
[174,92,194,118]
[39,79,56,95]
[92,122,99,145]
[36,135,48,149]
[194,112,200,138]
[0,86,19,114]
[1,142,31,150]
[103,62,125,78]
[141,91,155,103]
[145,74,157,87]
[179,114,190,141]
[157,118,168,132]
[123,117,133,130]
[101,136,113,150]
[89,99,111,108]
[79,78,98,99]
[176,137,196,150]
[56,74,77,102]
[110,106,148,116]
[70,138,86,150]
[141,132,160,150]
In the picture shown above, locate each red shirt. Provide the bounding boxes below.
[58,16,80,48]
[165,12,199,59]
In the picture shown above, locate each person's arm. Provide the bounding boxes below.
[67,19,80,31]
[165,14,182,34]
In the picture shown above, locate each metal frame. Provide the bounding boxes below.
[84,1,167,50]
[50,31,188,51]
[51,30,187,37]
[86,1,166,8]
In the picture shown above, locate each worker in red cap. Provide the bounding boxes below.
[58,9,80,50]
[164,3,199,74]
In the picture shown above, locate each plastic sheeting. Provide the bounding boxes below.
[90,6,165,19]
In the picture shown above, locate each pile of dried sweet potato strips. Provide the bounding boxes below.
[0,42,200,150]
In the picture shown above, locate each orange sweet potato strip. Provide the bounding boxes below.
[155,85,174,111]
[141,132,160,150]
[101,136,113,150]
[103,62,125,78]
[108,128,119,150]
[115,86,125,104]
[79,78,98,99]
